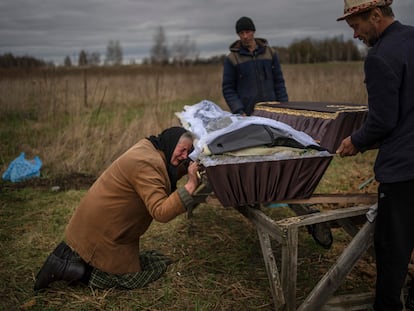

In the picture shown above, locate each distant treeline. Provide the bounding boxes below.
[274,36,364,64]
[0,36,364,68]
[0,53,52,68]
[197,36,364,65]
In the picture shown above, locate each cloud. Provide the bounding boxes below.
[1,0,413,64]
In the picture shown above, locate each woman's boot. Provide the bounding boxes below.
[34,242,86,291]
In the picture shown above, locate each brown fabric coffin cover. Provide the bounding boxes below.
[253,101,368,153]
[205,156,332,207]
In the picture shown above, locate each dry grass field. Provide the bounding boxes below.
[0,63,383,311]
[0,62,367,176]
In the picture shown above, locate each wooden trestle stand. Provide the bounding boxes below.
[193,186,378,311]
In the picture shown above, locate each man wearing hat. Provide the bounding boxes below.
[222,16,288,116]
[336,1,414,310]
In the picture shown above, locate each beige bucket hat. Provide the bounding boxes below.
[337,0,393,21]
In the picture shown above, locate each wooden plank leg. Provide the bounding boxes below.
[257,227,285,310]
[281,226,299,311]
[297,221,375,311]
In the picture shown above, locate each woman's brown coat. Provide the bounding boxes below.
[65,139,187,274]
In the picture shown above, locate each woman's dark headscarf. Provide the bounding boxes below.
[147,126,190,191]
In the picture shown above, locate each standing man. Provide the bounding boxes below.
[34,127,200,291]
[222,19,333,250]
[222,16,288,116]
[336,1,414,310]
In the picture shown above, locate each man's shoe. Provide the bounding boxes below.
[34,253,85,291]
[307,222,333,249]
[303,208,333,249]
[288,204,333,249]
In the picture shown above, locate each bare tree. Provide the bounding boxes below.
[150,26,169,65]
[171,35,199,66]
[78,50,88,66]
[88,52,101,66]
[63,55,72,67]
[105,40,123,65]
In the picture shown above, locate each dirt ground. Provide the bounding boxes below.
[1,172,96,191]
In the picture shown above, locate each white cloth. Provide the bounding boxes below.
[366,203,378,223]
[176,100,327,162]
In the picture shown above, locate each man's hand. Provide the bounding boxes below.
[336,136,359,157]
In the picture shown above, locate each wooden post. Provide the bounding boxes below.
[257,227,285,309]
[281,226,299,311]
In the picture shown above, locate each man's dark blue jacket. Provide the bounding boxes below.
[351,21,414,183]
[222,38,288,116]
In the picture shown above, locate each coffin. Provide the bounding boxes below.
[204,155,332,207]
[177,100,334,207]
[253,101,368,153]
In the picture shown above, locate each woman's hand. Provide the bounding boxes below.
[184,161,200,195]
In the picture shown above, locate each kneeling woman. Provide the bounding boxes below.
[34,127,200,290]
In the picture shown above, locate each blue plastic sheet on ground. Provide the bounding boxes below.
[2,152,42,182]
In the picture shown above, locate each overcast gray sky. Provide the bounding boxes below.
[1,0,413,64]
